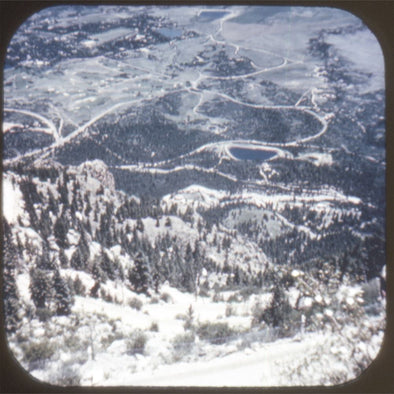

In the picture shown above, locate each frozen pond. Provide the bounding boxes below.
[230,146,277,161]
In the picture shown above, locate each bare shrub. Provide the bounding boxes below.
[225,303,236,317]
[22,340,55,370]
[150,322,159,332]
[126,330,147,355]
[101,332,124,349]
[212,293,224,302]
[52,363,81,386]
[150,296,159,304]
[160,292,172,303]
[197,322,237,345]
[172,332,195,361]
[227,293,241,303]
[129,297,143,311]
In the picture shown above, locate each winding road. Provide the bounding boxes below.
[4,7,331,168]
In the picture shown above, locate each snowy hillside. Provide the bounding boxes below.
[3,4,386,388]
[3,158,385,386]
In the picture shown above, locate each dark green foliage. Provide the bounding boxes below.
[181,243,195,292]
[53,270,72,316]
[136,218,144,232]
[101,249,116,281]
[54,214,69,248]
[78,229,91,263]
[73,275,86,296]
[128,252,150,295]
[39,207,53,239]
[70,249,86,271]
[3,219,21,333]
[29,268,52,309]
[91,261,106,282]
[19,178,40,227]
[37,251,56,271]
[59,248,69,268]
[254,287,298,337]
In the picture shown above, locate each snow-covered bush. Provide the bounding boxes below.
[128,297,143,311]
[21,340,55,370]
[197,322,236,345]
[149,322,159,332]
[101,332,124,349]
[160,292,173,303]
[51,362,81,386]
[280,314,385,385]
[171,332,195,361]
[126,330,148,355]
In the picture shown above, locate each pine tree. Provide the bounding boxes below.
[59,248,69,268]
[54,214,69,248]
[70,249,86,271]
[128,252,150,295]
[3,220,21,333]
[47,188,59,214]
[101,248,116,281]
[53,270,72,316]
[136,218,144,232]
[264,286,292,330]
[92,261,105,282]
[182,243,195,292]
[29,268,52,309]
[37,250,56,271]
[78,228,90,264]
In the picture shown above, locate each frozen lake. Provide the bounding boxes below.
[230,146,277,161]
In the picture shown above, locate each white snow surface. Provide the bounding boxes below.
[3,175,25,224]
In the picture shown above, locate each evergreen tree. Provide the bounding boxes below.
[90,281,100,298]
[37,250,56,271]
[29,268,52,309]
[53,270,72,316]
[47,188,59,215]
[39,207,53,239]
[136,218,144,232]
[78,228,90,263]
[73,275,86,296]
[181,243,195,292]
[263,286,293,331]
[128,252,150,295]
[54,214,69,248]
[92,261,105,282]
[59,248,69,268]
[101,248,116,281]
[70,249,86,271]
[3,220,21,333]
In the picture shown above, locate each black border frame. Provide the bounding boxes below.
[1,1,393,393]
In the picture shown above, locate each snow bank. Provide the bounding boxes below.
[3,175,25,224]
